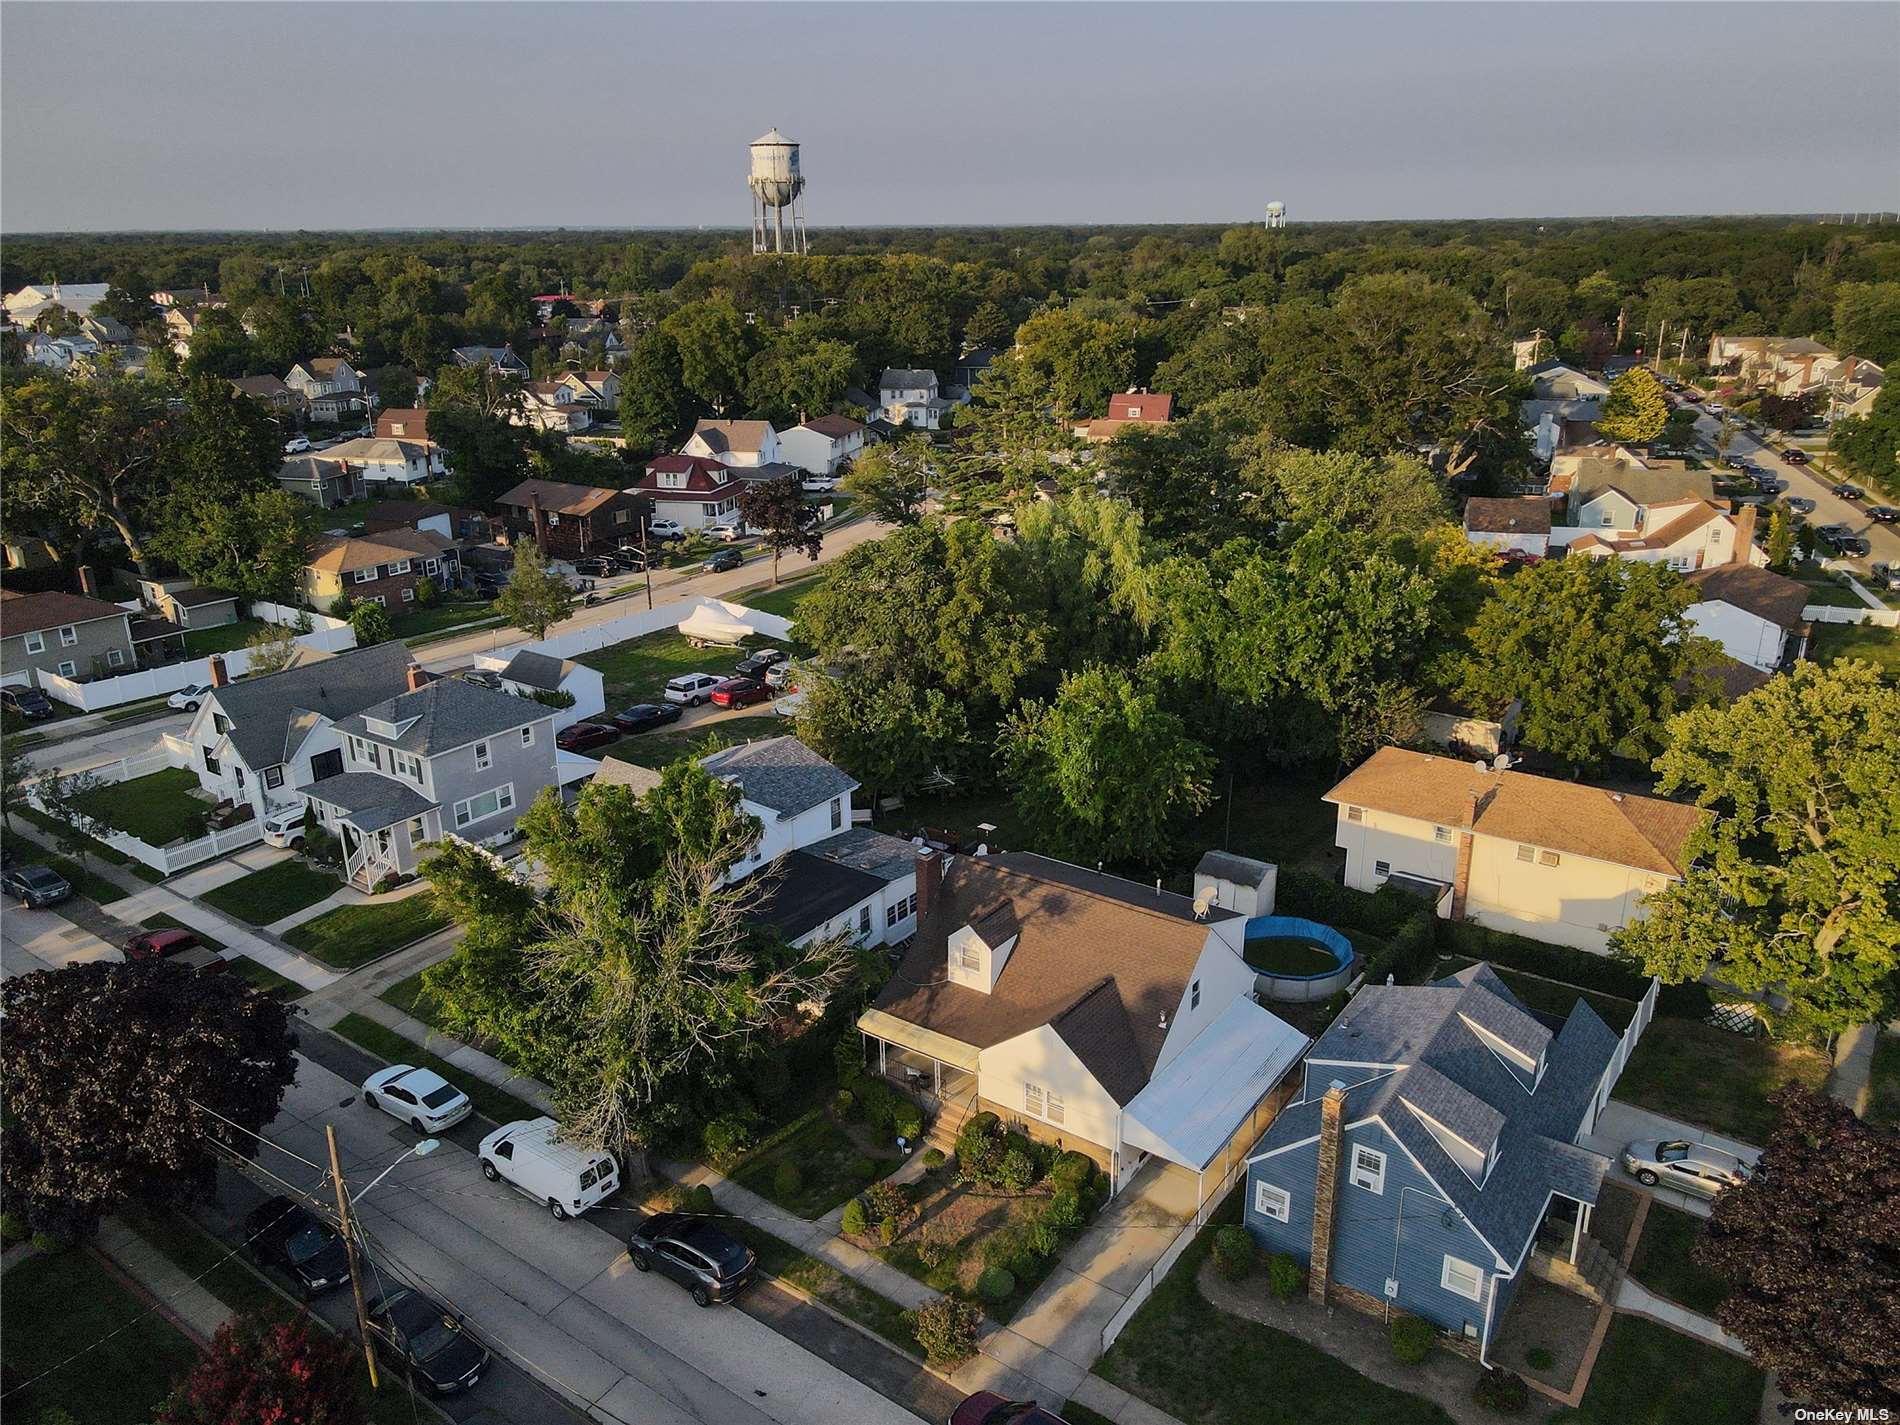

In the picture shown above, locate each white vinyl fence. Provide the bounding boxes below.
[1803,604,1899,626]
[482,595,795,667]
[1099,1187,1228,1355]
[1587,976,1661,1133]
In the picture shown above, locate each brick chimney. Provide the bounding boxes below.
[915,847,942,922]
[1449,782,1486,921]
[76,564,98,597]
[405,664,430,693]
[1309,1080,1349,1306]
[529,491,548,551]
[208,654,229,689]
[1730,504,1757,566]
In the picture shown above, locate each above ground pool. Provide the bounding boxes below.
[1242,914,1357,1002]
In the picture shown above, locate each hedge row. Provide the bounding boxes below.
[1434,920,1710,1018]
[1362,911,1439,988]
[1276,869,1426,937]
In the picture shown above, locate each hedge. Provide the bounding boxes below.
[1277,869,1427,937]
[1435,920,1710,1017]
[1362,912,1440,988]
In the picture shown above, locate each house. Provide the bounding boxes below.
[1565,501,1767,571]
[317,437,445,491]
[374,408,432,441]
[230,374,302,414]
[1324,746,1706,952]
[277,454,358,509]
[1076,388,1176,444]
[1823,357,1883,423]
[307,670,559,888]
[285,358,364,402]
[137,580,241,631]
[1707,334,1835,391]
[19,332,99,372]
[878,369,954,430]
[482,648,605,730]
[3,282,111,325]
[1521,363,1612,462]
[1684,564,1809,672]
[1243,963,1622,1364]
[552,370,620,408]
[0,587,138,687]
[630,455,745,531]
[494,478,642,561]
[303,529,459,612]
[952,346,1001,396]
[451,345,530,377]
[859,849,1310,1198]
[152,287,214,309]
[1462,497,1552,559]
[778,415,865,477]
[363,501,490,546]
[517,384,594,434]
[684,419,781,468]
[1559,458,1714,530]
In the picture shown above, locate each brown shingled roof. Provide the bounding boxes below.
[1464,497,1552,536]
[494,478,624,517]
[1686,564,1809,629]
[0,589,132,638]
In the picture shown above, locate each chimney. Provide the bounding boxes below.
[405,664,430,693]
[529,492,548,550]
[1730,504,1757,566]
[208,654,229,689]
[1450,784,1482,920]
[76,564,97,597]
[915,847,942,923]
[1309,1081,1349,1306]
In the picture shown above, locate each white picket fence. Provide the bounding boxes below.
[1803,604,1899,626]
[482,596,795,667]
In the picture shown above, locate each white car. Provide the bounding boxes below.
[647,518,685,540]
[169,683,214,712]
[479,1117,618,1221]
[800,475,839,493]
[283,436,312,454]
[363,1064,473,1133]
[763,661,794,689]
[663,672,723,706]
[713,524,748,544]
[260,805,306,850]
[1705,402,1725,415]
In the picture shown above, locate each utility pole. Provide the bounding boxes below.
[326,1125,380,1392]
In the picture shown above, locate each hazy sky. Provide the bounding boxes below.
[4,2,1896,233]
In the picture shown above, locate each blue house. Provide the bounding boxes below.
[1242,963,1622,1362]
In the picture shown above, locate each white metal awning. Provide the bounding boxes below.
[1120,998,1309,1171]
[856,1008,980,1072]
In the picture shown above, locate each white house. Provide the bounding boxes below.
[4,282,111,325]
[1462,497,1552,558]
[474,647,607,731]
[1565,500,1768,571]
[878,368,954,430]
[778,414,866,477]
[1521,362,1611,462]
[285,358,364,401]
[684,419,781,468]
[1684,564,1809,672]
[315,436,444,490]
[631,455,747,531]
[553,370,620,408]
[516,384,593,434]
[1324,746,1706,953]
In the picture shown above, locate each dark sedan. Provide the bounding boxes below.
[733,649,789,679]
[0,686,56,722]
[555,721,622,752]
[1831,483,1866,501]
[950,1393,1072,1425]
[610,702,683,734]
[702,548,744,573]
[1868,506,1900,524]
[710,677,771,709]
[366,1287,491,1396]
[3,865,72,908]
[628,1212,755,1306]
[246,1195,350,1299]
[1782,448,1810,464]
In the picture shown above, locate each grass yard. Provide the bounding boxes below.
[1568,1316,1762,1425]
[283,890,452,968]
[6,832,127,903]
[101,696,176,723]
[0,1247,202,1425]
[75,766,210,845]
[1431,956,1639,1033]
[727,1107,902,1219]
[1094,1199,1454,1425]
[392,597,497,641]
[18,803,166,883]
[182,617,272,657]
[726,1219,920,1356]
[1182,762,1344,876]
[1629,1204,1729,1316]
[229,955,303,997]
[198,857,339,925]
[1791,577,1865,610]
[580,627,782,707]
[1870,1030,1900,1132]
[600,712,781,769]
[1808,620,1900,679]
[735,572,827,627]
[330,1011,543,1127]
[379,961,454,1029]
[1615,1017,1830,1145]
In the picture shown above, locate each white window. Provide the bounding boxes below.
[1441,1255,1485,1302]
[1434,825,1452,844]
[56,660,76,678]
[520,726,534,747]
[474,740,491,770]
[1254,1180,1291,1223]
[107,648,124,667]
[453,782,515,828]
[956,939,980,971]
[1516,844,1535,863]
[885,893,918,928]
[1346,805,1364,823]
[424,558,439,575]
[1350,1145,1387,1194]
[1022,1082,1062,1123]
[1045,1089,1064,1124]
[264,765,285,790]
[830,797,843,830]
[58,625,77,647]
[390,559,411,575]
[23,631,44,654]
[1374,860,1390,878]
[400,586,415,602]
[615,509,631,524]
[1024,1082,1044,1117]
[353,566,378,583]
[406,816,427,843]
[1539,850,1561,867]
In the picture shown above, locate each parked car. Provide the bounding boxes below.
[1782,448,1809,464]
[950,1393,1072,1425]
[1704,401,1725,415]
[712,524,748,544]
[627,1212,755,1307]
[478,1117,618,1220]
[363,1064,473,1133]
[702,548,743,573]
[662,673,724,707]
[800,475,839,493]
[283,436,312,454]
[123,927,200,961]
[710,677,771,709]
[1830,482,1866,501]
[763,662,795,689]
[0,686,55,721]
[1784,496,1816,514]
[260,805,307,850]
[366,1287,490,1396]
[165,945,230,977]
[571,556,618,578]
[610,702,683,734]
[1621,1139,1752,1198]
[1868,562,1900,592]
[168,683,215,712]
[733,648,788,679]
[555,721,621,753]
[1835,534,1873,557]
[1867,505,1900,524]
[646,518,685,541]
[472,573,508,598]
[3,864,72,908]
[614,545,650,570]
[246,1195,350,1298]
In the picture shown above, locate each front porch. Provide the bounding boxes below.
[853,1012,981,1154]
[302,772,438,892]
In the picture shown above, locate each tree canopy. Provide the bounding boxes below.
[1596,367,1670,443]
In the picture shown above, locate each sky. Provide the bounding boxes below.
[3,2,1896,233]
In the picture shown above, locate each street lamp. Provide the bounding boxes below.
[326,1129,440,1391]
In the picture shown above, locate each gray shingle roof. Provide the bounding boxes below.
[879,368,937,391]
[700,736,858,818]
[747,850,884,941]
[805,828,917,883]
[1196,850,1272,888]
[211,642,415,771]
[335,678,547,756]
[301,771,437,832]
[499,648,573,692]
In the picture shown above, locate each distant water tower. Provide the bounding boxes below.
[749,129,809,256]
[1265,201,1287,230]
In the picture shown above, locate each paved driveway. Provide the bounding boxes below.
[1582,1101,1762,1221]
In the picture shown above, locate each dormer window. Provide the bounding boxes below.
[957,940,980,972]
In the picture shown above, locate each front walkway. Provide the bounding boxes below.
[1614,1277,1749,1356]
[1828,1022,1882,1117]
[99,880,341,993]
[1581,1101,1762,1220]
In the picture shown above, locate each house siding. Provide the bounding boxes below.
[978,1024,1120,1167]
[3,615,137,687]
[497,496,642,560]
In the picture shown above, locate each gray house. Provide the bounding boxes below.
[1243,964,1620,1364]
[306,673,557,888]
[0,588,138,688]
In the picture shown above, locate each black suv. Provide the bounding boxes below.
[366,1287,491,1395]
[733,648,788,679]
[245,1195,350,1298]
[628,1212,755,1306]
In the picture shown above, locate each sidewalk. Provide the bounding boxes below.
[100,878,342,993]
[1828,1022,1879,1117]
[93,1217,230,1345]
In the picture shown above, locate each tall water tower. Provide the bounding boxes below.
[1265,201,1287,230]
[749,129,809,256]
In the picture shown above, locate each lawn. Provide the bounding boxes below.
[0,1247,201,1425]
[1629,1204,1729,1316]
[1615,1017,1831,1145]
[381,962,453,1028]
[735,571,827,626]
[75,766,210,845]
[873,1176,1064,1323]
[1808,621,1900,679]
[18,803,167,883]
[182,616,272,658]
[391,597,497,642]
[1567,1317,1762,1425]
[1790,577,1865,610]
[331,1011,543,1127]
[283,891,452,968]
[198,857,339,926]
[1181,762,1344,876]
[1094,1197,1454,1425]
[580,627,783,707]
[1431,956,1639,1033]
[101,696,177,724]
[600,712,781,769]
[727,1107,903,1219]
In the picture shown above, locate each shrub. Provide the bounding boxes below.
[28,1231,65,1255]
[980,1223,1040,1279]
[996,1148,1036,1193]
[859,1081,897,1132]
[841,1197,868,1236]
[772,1160,803,1199]
[907,1298,982,1369]
[1040,1190,1084,1235]
[701,1114,755,1167]
[1364,911,1439,988]
[849,1154,877,1180]
[1050,1150,1095,1195]
[37,1409,80,1425]
[892,1101,924,1142]
[413,575,438,607]
[832,1089,855,1118]
[684,1184,716,1217]
[0,1211,26,1244]
[922,1147,946,1170]
[1212,1225,1256,1280]
[861,1179,908,1225]
[1268,1253,1306,1300]
[1474,1368,1530,1414]
[1389,1314,1437,1365]
[1278,868,1424,935]
[916,1229,956,1270]
[832,1031,866,1081]
[957,1112,1006,1184]
[1524,1346,1555,1372]
[977,1266,1017,1302]
[878,1216,901,1246]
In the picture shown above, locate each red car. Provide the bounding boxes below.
[710,677,771,709]
[555,721,621,752]
[949,1395,1069,1425]
[123,927,200,962]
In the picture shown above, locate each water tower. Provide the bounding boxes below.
[1265,201,1287,230]
[749,129,809,256]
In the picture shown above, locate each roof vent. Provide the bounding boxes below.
[1611,793,1624,802]
[1158,1010,1169,1030]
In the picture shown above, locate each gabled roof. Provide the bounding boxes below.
[320,437,430,465]
[498,648,575,692]
[879,368,938,391]
[1569,460,1714,511]
[0,588,132,638]
[494,478,625,517]
[1686,564,1809,629]
[700,735,857,818]
[300,771,437,832]
[209,641,415,771]
[1103,390,1173,422]
[230,375,291,399]
[749,850,885,942]
[334,678,547,756]
[1574,500,1730,554]
[277,454,350,485]
[375,408,431,440]
[307,528,452,575]
[690,419,775,456]
[801,414,863,439]
[1464,496,1552,536]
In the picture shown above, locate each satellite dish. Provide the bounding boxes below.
[1492,753,1512,771]
[1192,886,1218,920]
[1473,759,1489,773]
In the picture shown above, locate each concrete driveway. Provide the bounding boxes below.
[1582,1100,1762,1220]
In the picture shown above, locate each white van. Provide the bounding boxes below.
[477,1117,619,1220]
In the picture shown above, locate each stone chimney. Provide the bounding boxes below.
[915,847,942,923]
[1730,504,1757,566]
[1309,1080,1349,1305]
[405,664,430,693]
[208,654,229,689]
[76,565,98,597]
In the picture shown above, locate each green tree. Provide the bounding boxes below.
[661,299,752,412]
[494,538,572,639]
[1001,666,1214,870]
[1101,412,1266,550]
[736,473,823,585]
[1246,444,1451,543]
[1765,506,1795,571]
[243,621,297,677]
[347,598,392,646]
[1012,306,1136,417]
[1830,281,1900,366]
[1596,367,1670,443]
[1,734,35,831]
[181,306,256,380]
[743,334,856,426]
[1828,384,1900,497]
[1611,662,1900,1036]
[157,486,315,603]
[963,299,1017,350]
[840,437,930,526]
[942,353,1078,510]
[34,768,109,872]
[96,274,160,334]
[617,328,694,455]
[796,673,971,802]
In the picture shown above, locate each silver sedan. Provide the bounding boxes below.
[1621,1139,1751,1198]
